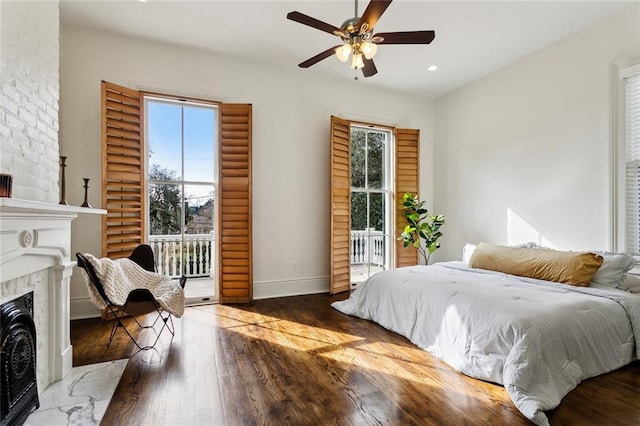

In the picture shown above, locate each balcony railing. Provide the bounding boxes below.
[149,229,385,278]
[350,229,386,267]
[149,234,214,279]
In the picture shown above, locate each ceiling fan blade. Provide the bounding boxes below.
[362,58,378,78]
[287,11,343,35]
[357,0,393,32]
[298,46,342,68]
[374,30,436,45]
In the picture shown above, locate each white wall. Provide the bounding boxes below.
[0,1,59,203]
[59,26,434,318]
[433,4,640,261]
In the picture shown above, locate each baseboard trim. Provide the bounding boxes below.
[253,275,330,300]
[71,275,331,319]
[70,298,101,320]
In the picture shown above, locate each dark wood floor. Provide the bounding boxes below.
[70,293,640,425]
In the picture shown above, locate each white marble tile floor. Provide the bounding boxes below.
[24,359,128,426]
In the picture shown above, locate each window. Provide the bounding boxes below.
[350,126,392,284]
[145,97,217,302]
[102,81,253,304]
[329,116,419,294]
[622,63,640,255]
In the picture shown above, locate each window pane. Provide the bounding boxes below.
[184,184,215,235]
[368,192,386,274]
[367,233,386,270]
[184,184,215,277]
[149,183,183,236]
[367,132,385,189]
[626,74,640,255]
[351,191,367,231]
[184,106,216,182]
[351,129,366,188]
[148,102,183,180]
[626,161,640,254]
[369,192,386,232]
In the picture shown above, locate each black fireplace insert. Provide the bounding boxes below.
[1,292,39,426]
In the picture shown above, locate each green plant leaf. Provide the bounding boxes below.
[397,193,445,263]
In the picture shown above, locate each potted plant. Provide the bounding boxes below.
[398,193,445,264]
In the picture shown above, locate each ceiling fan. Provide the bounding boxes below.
[286,0,435,78]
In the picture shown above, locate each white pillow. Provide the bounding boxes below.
[621,274,640,293]
[462,243,477,263]
[590,253,635,288]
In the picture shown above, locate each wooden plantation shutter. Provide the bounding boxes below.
[218,104,253,303]
[330,116,351,294]
[101,81,144,258]
[395,128,420,267]
[102,83,253,301]
[330,118,421,286]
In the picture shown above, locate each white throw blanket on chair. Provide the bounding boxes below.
[81,253,185,317]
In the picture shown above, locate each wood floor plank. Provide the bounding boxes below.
[70,293,640,425]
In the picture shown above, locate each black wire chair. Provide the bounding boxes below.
[76,245,186,350]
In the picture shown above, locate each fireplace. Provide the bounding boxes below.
[1,292,39,426]
[0,198,105,406]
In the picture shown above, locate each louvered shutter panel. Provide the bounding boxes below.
[395,128,420,267]
[218,104,253,303]
[625,72,640,255]
[101,81,144,258]
[330,116,351,294]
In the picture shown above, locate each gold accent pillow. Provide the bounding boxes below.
[469,242,603,287]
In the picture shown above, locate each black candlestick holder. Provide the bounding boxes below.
[81,178,92,208]
[59,156,68,205]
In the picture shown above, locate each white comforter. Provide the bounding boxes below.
[332,262,640,425]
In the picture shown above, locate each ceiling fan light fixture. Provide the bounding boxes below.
[360,40,378,60]
[287,0,435,78]
[351,52,365,70]
[335,43,353,62]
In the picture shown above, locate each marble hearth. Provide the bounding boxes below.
[0,198,105,393]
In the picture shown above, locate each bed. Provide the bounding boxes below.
[332,243,640,425]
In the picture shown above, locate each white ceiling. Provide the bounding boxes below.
[59,0,633,99]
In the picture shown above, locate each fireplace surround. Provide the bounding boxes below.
[0,198,105,403]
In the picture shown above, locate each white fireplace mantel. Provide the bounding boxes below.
[0,198,105,388]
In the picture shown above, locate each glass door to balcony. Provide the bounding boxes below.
[350,126,392,286]
[145,97,218,305]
